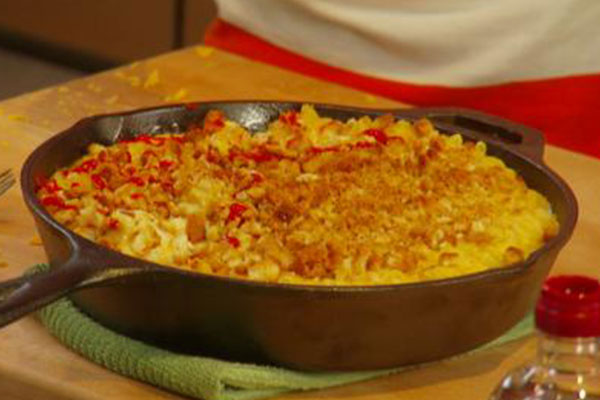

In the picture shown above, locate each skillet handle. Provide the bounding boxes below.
[423,108,545,162]
[0,258,103,327]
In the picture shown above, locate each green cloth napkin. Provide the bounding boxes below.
[32,264,533,400]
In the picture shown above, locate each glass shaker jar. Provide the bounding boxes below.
[490,275,600,400]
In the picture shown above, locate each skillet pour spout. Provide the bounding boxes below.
[1,101,577,371]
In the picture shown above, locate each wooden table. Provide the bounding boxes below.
[0,46,598,400]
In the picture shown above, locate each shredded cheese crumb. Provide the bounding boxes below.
[144,70,160,89]
[163,88,189,102]
[195,46,215,58]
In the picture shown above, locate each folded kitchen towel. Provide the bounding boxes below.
[33,264,534,400]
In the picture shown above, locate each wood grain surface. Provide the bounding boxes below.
[0,46,598,400]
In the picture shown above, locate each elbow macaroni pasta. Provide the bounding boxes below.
[37,105,559,285]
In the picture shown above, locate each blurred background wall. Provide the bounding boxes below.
[0,0,217,99]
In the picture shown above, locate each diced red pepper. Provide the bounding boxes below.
[130,193,144,200]
[250,171,264,184]
[120,134,165,146]
[107,218,120,229]
[363,129,389,144]
[227,203,248,223]
[244,150,282,163]
[161,181,175,194]
[206,150,220,163]
[159,160,175,170]
[134,134,153,144]
[129,176,145,187]
[41,196,77,211]
[309,146,340,154]
[41,196,63,207]
[286,138,299,147]
[72,159,99,174]
[226,235,240,248]
[353,141,378,150]
[279,111,300,127]
[43,179,62,193]
[91,174,107,190]
[204,110,226,133]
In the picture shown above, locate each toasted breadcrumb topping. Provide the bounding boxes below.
[38,105,559,285]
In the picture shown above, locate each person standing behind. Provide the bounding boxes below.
[205,0,600,158]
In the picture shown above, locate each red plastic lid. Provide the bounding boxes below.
[535,275,600,337]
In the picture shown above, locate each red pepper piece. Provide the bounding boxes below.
[204,110,226,133]
[363,129,389,144]
[129,176,145,187]
[206,150,220,163]
[309,146,340,154]
[250,171,264,184]
[41,196,64,208]
[91,174,107,190]
[72,159,99,174]
[159,160,175,170]
[279,111,300,126]
[161,181,175,194]
[107,218,120,229]
[121,134,165,146]
[353,141,378,150]
[41,196,78,211]
[130,193,144,200]
[43,179,62,193]
[227,203,249,223]
[226,235,240,248]
[244,150,282,163]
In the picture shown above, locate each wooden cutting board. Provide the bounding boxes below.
[0,46,599,400]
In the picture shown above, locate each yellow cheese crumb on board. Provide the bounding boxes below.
[105,95,119,105]
[127,76,141,87]
[86,83,103,93]
[195,46,215,58]
[364,94,377,103]
[144,70,160,89]
[30,235,43,246]
[163,88,189,102]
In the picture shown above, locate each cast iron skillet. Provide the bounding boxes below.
[0,101,578,371]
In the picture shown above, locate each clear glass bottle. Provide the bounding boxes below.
[490,275,600,400]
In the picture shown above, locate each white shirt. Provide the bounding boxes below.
[214,0,600,87]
